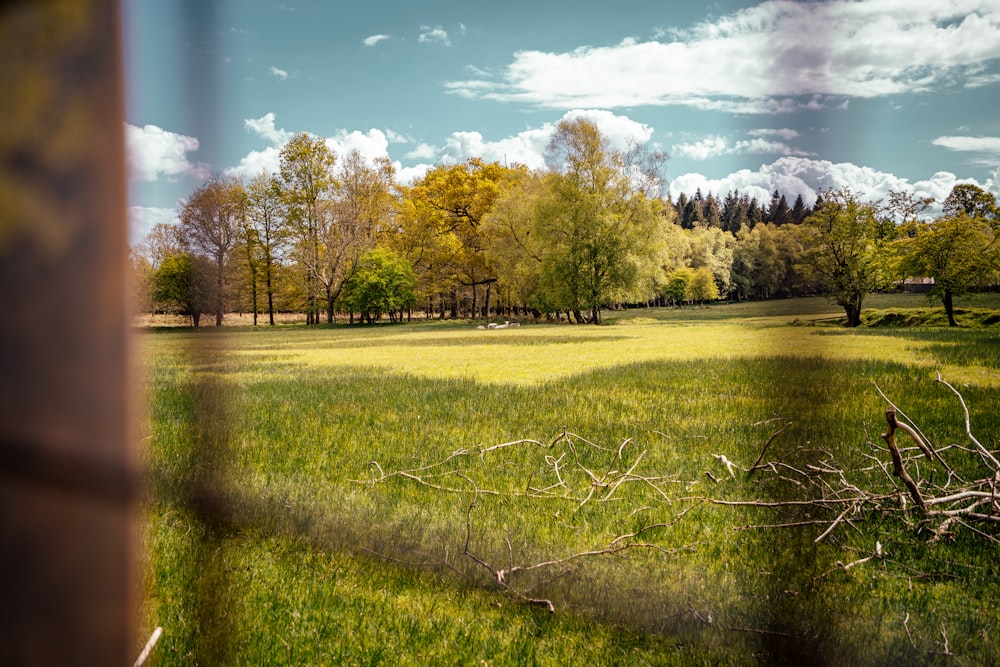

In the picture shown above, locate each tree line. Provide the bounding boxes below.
[132,118,1000,327]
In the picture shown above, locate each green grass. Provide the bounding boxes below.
[138,295,1000,665]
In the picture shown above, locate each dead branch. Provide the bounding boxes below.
[882,409,926,513]
[936,373,1000,473]
[748,420,792,475]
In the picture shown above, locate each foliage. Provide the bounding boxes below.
[795,188,892,327]
[150,252,214,326]
[339,247,417,323]
[279,132,338,324]
[894,211,999,326]
[531,118,669,323]
[179,174,243,326]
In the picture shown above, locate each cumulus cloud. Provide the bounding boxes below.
[672,133,812,160]
[446,1,1000,112]
[419,26,450,46]
[672,136,730,161]
[414,109,655,170]
[244,112,294,146]
[125,123,205,182]
[363,34,390,47]
[269,66,289,80]
[405,143,438,160]
[324,128,392,162]
[668,156,991,210]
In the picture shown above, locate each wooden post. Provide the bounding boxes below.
[0,1,136,663]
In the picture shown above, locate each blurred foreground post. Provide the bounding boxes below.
[0,0,135,664]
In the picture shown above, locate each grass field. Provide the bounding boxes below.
[138,294,1000,665]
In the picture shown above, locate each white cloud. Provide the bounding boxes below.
[405,143,438,160]
[125,123,205,182]
[668,156,996,210]
[269,66,288,80]
[672,133,812,160]
[447,0,1000,112]
[363,34,390,47]
[128,206,178,244]
[932,135,1000,164]
[244,112,294,146]
[749,128,799,141]
[324,128,391,163]
[423,109,654,170]
[394,162,433,185]
[228,146,283,179]
[673,136,730,160]
[384,129,414,144]
[419,26,450,46]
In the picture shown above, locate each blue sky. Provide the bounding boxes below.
[125,0,1000,241]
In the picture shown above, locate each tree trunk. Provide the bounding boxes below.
[843,300,862,328]
[484,282,492,319]
[943,289,957,327]
[266,270,275,326]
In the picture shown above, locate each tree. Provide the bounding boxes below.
[179,174,242,326]
[151,252,214,326]
[404,158,519,319]
[280,133,337,324]
[895,212,998,326]
[686,266,720,304]
[312,151,396,323]
[796,188,890,327]
[243,171,289,326]
[340,248,417,324]
[481,170,546,316]
[662,268,693,306]
[942,183,998,225]
[533,117,668,324]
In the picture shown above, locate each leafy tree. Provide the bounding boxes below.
[733,224,788,300]
[662,268,692,306]
[481,170,546,316]
[280,133,337,324]
[796,188,890,327]
[313,151,397,322]
[140,222,184,270]
[151,252,214,326]
[533,117,668,324]
[686,266,720,304]
[340,248,417,323]
[894,212,998,326]
[684,225,734,297]
[179,174,242,325]
[243,171,290,325]
[942,183,998,225]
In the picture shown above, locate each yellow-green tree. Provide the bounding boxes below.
[895,212,998,326]
[280,133,336,324]
[533,118,668,323]
[796,188,891,327]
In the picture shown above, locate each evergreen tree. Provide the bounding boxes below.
[791,193,808,225]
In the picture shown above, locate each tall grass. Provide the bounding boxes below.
[138,296,999,665]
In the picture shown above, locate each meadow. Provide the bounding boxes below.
[139,294,1000,665]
